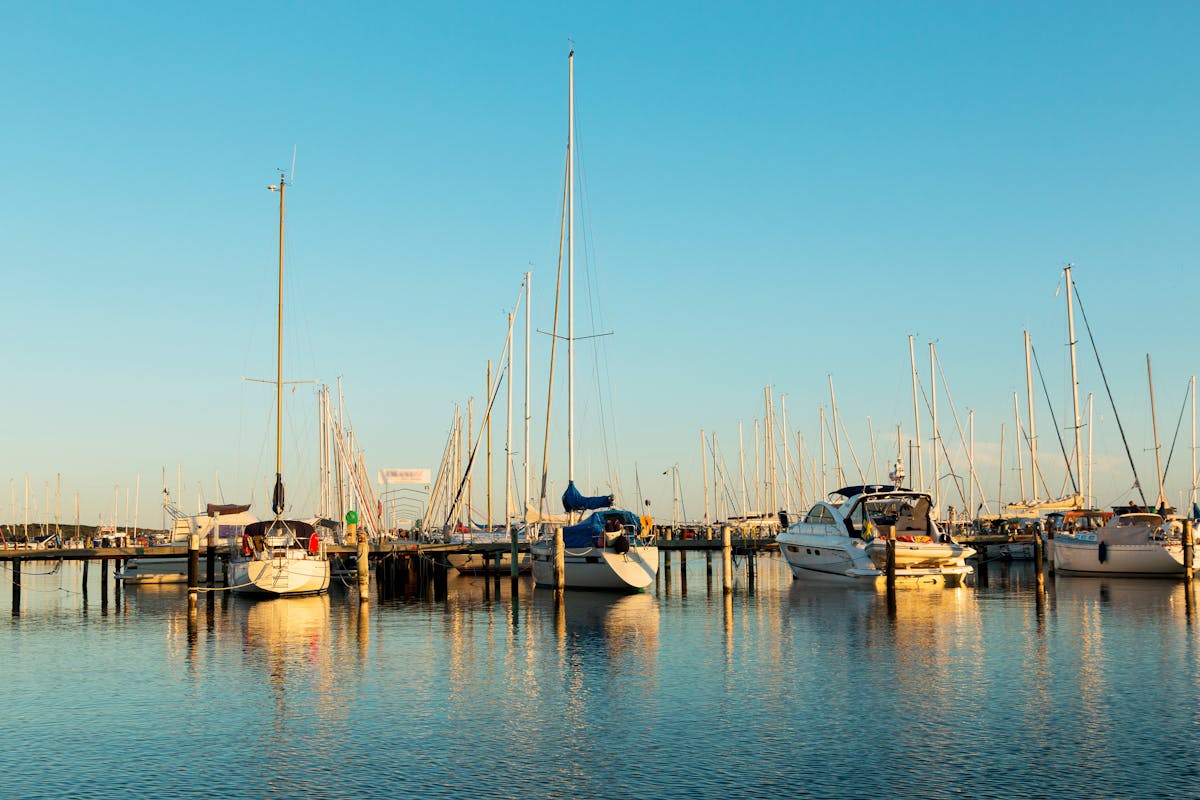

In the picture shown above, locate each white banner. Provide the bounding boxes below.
[378,468,431,485]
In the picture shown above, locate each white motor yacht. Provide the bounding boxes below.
[777,485,974,587]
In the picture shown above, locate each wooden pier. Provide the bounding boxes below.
[1,532,778,610]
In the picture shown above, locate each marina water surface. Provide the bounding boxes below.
[3,556,1198,799]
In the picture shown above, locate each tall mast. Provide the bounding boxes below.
[738,422,748,519]
[1024,331,1038,504]
[1192,375,1197,509]
[1064,264,1083,505]
[268,172,286,519]
[523,272,531,524]
[701,429,710,528]
[781,395,793,514]
[1147,355,1166,508]
[567,49,576,484]
[505,313,514,538]
[929,341,939,516]
[1013,393,1025,503]
[828,376,843,487]
[908,335,924,493]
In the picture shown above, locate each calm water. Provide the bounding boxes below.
[3,555,1199,799]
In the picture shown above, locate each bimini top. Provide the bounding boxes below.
[830,485,909,500]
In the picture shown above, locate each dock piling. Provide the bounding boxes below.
[12,560,20,616]
[721,526,733,595]
[1185,520,1194,582]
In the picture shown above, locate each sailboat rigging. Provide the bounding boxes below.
[229,172,331,597]
[529,50,658,592]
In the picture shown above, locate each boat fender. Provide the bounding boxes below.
[611,534,630,555]
[1098,541,1108,564]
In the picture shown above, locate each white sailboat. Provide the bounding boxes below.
[229,172,331,597]
[529,50,658,592]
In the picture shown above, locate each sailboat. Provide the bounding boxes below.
[229,172,331,597]
[529,50,658,592]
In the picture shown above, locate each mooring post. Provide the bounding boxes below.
[206,512,218,587]
[721,526,733,595]
[509,524,519,581]
[12,559,21,616]
[101,558,110,607]
[356,527,370,603]
[187,523,199,616]
[886,524,897,591]
[679,547,688,594]
[664,546,672,589]
[1033,529,1046,592]
[1184,519,1194,582]
[553,527,565,593]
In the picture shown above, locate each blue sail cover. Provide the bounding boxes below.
[562,508,642,548]
[562,480,613,513]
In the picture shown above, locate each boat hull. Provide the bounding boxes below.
[230,554,330,596]
[778,530,972,588]
[529,541,658,591]
[1052,535,1196,577]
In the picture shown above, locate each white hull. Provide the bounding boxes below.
[778,531,972,588]
[1053,534,1197,577]
[230,552,330,596]
[530,541,658,591]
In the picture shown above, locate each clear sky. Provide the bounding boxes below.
[2,2,1198,529]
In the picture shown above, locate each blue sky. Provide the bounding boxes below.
[2,2,1198,528]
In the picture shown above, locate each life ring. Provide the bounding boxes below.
[640,515,653,536]
[241,533,253,557]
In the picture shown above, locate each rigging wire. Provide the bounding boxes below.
[1070,279,1148,507]
[1029,344,1079,497]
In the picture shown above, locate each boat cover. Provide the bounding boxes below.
[562,480,613,512]
[562,508,641,548]
[207,503,251,516]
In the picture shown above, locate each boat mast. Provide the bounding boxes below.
[1024,331,1038,504]
[909,335,924,494]
[929,342,939,517]
[505,312,514,541]
[1064,264,1084,506]
[738,422,748,520]
[1147,355,1166,509]
[268,172,286,520]
[701,429,710,529]
[567,49,576,486]
[828,376,843,487]
[781,395,793,514]
[524,271,531,526]
[968,410,975,517]
[1192,375,1197,509]
[1013,393,1025,504]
